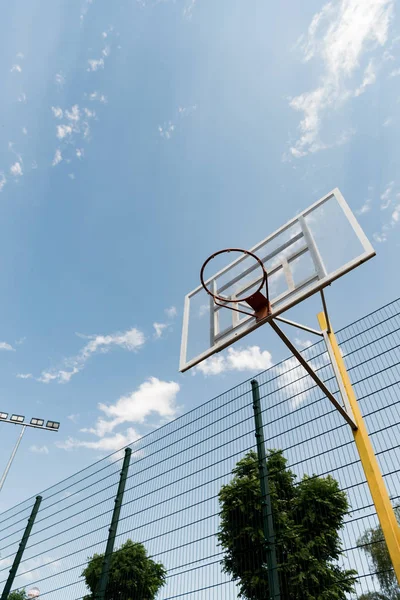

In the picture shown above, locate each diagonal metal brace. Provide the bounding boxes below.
[269,319,357,430]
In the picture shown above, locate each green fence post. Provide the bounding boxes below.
[95,447,132,600]
[251,379,281,600]
[1,495,42,600]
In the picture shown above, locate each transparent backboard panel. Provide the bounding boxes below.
[180,189,375,372]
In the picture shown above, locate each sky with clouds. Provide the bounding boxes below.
[0,0,399,509]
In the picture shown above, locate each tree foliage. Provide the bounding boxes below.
[82,539,167,600]
[7,591,27,600]
[217,449,357,600]
[357,507,400,600]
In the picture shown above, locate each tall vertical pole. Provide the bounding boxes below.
[318,312,400,584]
[1,495,42,600]
[0,425,27,493]
[95,448,132,600]
[251,380,281,600]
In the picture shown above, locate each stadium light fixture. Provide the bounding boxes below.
[10,414,25,423]
[46,420,60,430]
[0,412,8,420]
[30,418,44,427]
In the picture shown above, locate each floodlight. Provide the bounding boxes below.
[30,418,44,427]
[46,420,60,430]
[0,412,8,420]
[10,414,25,423]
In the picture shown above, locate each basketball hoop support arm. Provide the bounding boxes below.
[268,319,357,430]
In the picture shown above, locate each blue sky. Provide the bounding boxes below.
[0,0,400,511]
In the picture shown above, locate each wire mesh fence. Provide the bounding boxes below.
[1,298,400,599]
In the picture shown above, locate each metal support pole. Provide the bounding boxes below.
[1,495,42,600]
[251,380,281,600]
[95,448,132,600]
[317,311,400,583]
[0,425,27,493]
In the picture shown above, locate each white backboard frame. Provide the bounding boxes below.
[180,188,375,372]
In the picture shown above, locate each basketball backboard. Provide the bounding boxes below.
[180,188,375,372]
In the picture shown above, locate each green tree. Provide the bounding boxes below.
[7,591,27,600]
[82,539,167,600]
[217,450,357,599]
[357,507,400,600]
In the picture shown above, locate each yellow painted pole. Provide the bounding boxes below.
[317,312,400,584]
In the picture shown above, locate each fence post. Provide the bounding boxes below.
[95,447,132,600]
[251,379,281,600]
[1,495,42,600]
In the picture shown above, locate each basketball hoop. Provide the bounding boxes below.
[200,248,271,320]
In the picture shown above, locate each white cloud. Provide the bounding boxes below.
[276,357,319,409]
[83,377,180,436]
[178,104,197,117]
[87,91,107,103]
[57,428,139,452]
[381,180,394,209]
[356,198,372,215]
[55,73,65,87]
[80,0,94,23]
[10,162,23,176]
[389,67,400,77]
[165,306,177,319]
[68,173,76,180]
[30,445,49,455]
[294,338,314,349]
[22,127,28,135]
[289,0,394,157]
[17,373,33,379]
[102,46,110,57]
[51,106,63,119]
[58,377,180,452]
[102,31,108,38]
[65,105,80,122]
[198,304,210,317]
[195,345,273,376]
[354,60,376,96]
[383,116,393,126]
[183,0,197,18]
[0,173,6,192]
[195,354,226,375]
[153,322,167,339]
[83,107,96,118]
[52,148,62,166]
[11,64,22,73]
[16,52,24,59]
[76,148,84,158]
[56,124,73,139]
[158,122,175,139]
[87,58,104,71]
[0,341,14,351]
[17,93,27,103]
[67,413,80,423]
[373,201,400,242]
[37,326,145,384]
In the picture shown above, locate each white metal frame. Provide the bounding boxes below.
[180,188,375,372]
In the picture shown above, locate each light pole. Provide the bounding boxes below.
[0,413,60,493]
